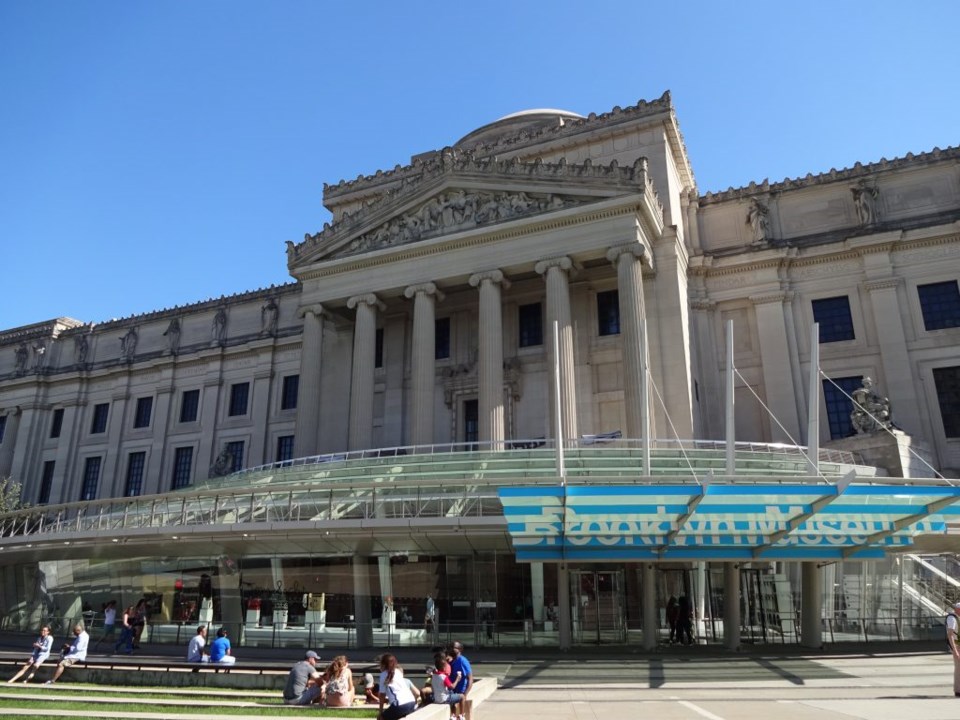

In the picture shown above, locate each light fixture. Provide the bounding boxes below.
[111,538,119,543]
[172,536,179,540]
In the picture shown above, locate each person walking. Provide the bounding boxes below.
[7,626,53,684]
[114,605,135,654]
[94,600,117,649]
[947,601,960,697]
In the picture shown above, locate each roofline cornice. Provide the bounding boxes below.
[699,145,960,205]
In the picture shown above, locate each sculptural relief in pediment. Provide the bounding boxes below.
[332,189,588,259]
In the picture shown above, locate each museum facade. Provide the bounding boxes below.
[0,92,958,649]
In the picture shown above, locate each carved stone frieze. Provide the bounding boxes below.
[291,154,661,265]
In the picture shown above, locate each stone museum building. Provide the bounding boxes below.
[0,92,958,649]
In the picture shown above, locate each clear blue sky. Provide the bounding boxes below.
[2,1,958,329]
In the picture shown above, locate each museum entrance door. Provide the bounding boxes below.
[570,569,626,644]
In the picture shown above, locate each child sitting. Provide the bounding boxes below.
[430,655,464,718]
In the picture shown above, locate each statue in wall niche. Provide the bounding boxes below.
[32,342,46,372]
[119,327,138,363]
[13,343,28,374]
[746,197,770,243]
[260,297,279,337]
[212,307,228,346]
[851,181,880,226]
[850,376,893,434]
[163,318,181,355]
[73,332,89,366]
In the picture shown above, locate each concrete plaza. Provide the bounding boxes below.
[475,649,959,720]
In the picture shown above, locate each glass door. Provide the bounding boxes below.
[570,569,625,644]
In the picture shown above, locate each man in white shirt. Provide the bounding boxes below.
[47,624,89,684]
[186,625,208,663]
[947,601,960,698]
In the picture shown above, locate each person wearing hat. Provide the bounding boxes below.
[283,650,324,706]
[948,601,960,697]
[362,672,379,704]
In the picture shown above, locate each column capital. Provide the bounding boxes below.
[403,282,446,302]
[346,293,385,311]
[469,269,511,289]
[606,242,652,268]
[297,303,326,320]
[534,256,573,276]
[863,277,902,292]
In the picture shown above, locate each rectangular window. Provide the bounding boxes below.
[133,396,153,429]
[225,440,245,473]
[435,317,451,360]
[276,435,295,463]
[180,389,200,423]
[38,461,55,504]
[0,415,6,444]
[171,447,193,490]
[822,376,863,440]
[597,290,621,336]
[518,303,543,348]
[933,365,960,438]
[50,408,64,439]
[281,375,299,411]
[918,280,960,331]
[812,296,855,343]
[80,456,101,501]
[375,328,384,368]
[90,403,109,434]
[124,451,146,497]
[228,382,249,417]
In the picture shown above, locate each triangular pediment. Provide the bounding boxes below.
[288,153,654,268]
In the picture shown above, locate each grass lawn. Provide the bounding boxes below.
[0,697,378,717]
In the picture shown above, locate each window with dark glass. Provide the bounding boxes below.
[80,456,101,501]
[50,408,64,439]
[435,317,451,360]
[518,303,543,348]
[276,435,295,463]
[0,415,6,444]
[281,375,299,411]
[90,403,109,434]
[822,376,863,439]
[38,460,55,504]
[171,447,193,490]
[375,328,384,368]
[133,396,153,429]
[597,290,621,336]
[225,441,244,473]
[812,296,855,342]
[124,451,146,497]
[180,389,200,423]
[933,365,960,438]
[918,280,960,331]
[228,382,249,417]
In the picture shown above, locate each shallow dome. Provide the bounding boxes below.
[455,108,585,149]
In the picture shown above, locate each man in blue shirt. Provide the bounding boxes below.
[448,640,472,719]
[209,627,235,665]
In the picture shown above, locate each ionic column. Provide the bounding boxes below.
[607,243,651,441]
[294,305,326,458]
[469,270,510,447]
[535,257,578,442]
[404,284,444,447]
[347,294,382,451]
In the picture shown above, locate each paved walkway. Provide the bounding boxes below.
[477,652,960,720]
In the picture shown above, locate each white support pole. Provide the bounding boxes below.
[807,322,820,477]
[553,320,565,482]
[640,319,651,475]
[725,319,736,475]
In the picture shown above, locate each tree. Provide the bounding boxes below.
[0,476,28,514]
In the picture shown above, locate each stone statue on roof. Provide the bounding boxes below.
[164,318,181,355]
[851,181,879,226]
[212,307,228,347]
[746,197,770,244]
[850,376,893,434]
